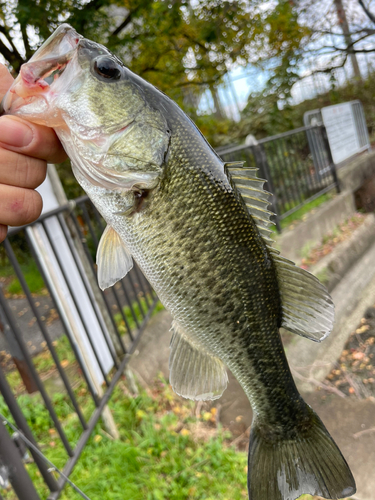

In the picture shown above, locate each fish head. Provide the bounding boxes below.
[2,24,171,192]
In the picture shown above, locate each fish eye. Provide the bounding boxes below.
[93,56,122,81]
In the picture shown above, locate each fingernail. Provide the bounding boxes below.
[0,116,33,148]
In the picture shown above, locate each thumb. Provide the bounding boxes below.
[0,64,14,99]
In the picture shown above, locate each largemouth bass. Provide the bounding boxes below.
[2,25,356,500]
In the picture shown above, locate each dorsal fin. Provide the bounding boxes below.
[225,161,275,245]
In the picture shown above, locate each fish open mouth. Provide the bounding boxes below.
[13,51,75,97]
[1,24,81,115]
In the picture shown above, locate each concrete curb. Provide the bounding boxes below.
[287,238,375,393]
[276,190,356,265]
[310,213,375,292]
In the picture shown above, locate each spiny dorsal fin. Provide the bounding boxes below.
[169,321,228,401]
[225,161,275,245]
[268,247,334,342]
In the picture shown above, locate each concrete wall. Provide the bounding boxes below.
[339,150,375,192]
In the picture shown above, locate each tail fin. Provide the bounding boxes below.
[248,407,356,500]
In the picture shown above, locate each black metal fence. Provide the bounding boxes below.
[0,196,158,500]
[218,125,340,231]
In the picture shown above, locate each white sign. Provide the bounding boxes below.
[321,102,360,164]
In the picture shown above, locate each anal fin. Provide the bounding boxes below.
[169,322,228,401]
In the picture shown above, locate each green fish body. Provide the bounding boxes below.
[2,25,356,500]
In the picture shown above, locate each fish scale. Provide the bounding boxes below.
[1,24,356,500]
[109,125,303,425]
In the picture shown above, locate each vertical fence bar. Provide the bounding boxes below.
[267,139,286,214]
[0,367,59,492]
[0,420,41,500]
[0,305,38,394]
[291,132,313,196]
[0,273,74,457]
[128,268,147,316]
[80,203,100,247]
[57,214,120,369]
[133,265,151,309]
[252,143,281,232]
[24,230,100,407]
[118,279,141,330]
[68,212,128,353]
[4,240,87,430]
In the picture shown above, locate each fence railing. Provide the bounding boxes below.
[0,196,158,500]
[217,125,340,231]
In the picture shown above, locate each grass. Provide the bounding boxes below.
[114,296,164,333]
[0,379,249,500]
[1,259,46,296]
[0,375,350,500]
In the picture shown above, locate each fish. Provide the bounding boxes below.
[1,24,356,500]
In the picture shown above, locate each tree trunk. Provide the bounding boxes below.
[334,0,362,80]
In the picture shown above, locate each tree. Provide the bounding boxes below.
[0,1,307,105]
[295,0,375,79]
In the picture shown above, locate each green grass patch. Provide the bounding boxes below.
[115,296,164,333]
[0,380,248,500]
[2,260,46,295]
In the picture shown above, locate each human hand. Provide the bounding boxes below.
[0,64,67,243]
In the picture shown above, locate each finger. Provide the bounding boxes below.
[0,116,67,164]
[0,224,7,243]
[0,184,43,226]
[0,148,47,189]
[0,64,14,99]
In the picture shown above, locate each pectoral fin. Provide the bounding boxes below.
[169,322,228,401]
[96,225,133,290]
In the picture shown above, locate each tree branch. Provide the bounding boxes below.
[315,28,375,37]
[308,53,349,76]
[109,7,140,40]
[19,22,33,61]
[358,0,375,25]
[0,26,22,58]
[0,38,24,71]
[0,26,25,70]
[182,33,209,53]
[175,76,223,88]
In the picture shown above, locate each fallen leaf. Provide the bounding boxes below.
[352,351,365,360]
